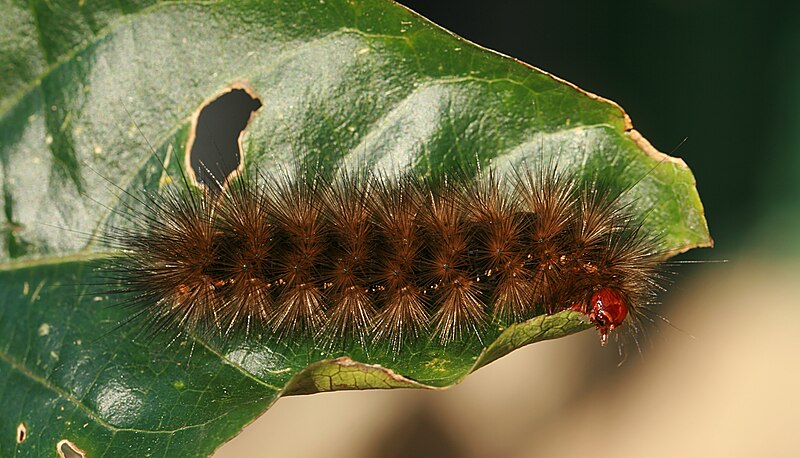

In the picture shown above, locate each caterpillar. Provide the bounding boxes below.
[101,158,663,352]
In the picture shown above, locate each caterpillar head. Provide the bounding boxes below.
[588,288,629,346]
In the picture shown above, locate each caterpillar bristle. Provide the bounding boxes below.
[214,176,275,336]
[463,170,533,322]
[517,166,578,241]
[515,168,579,315]
[319,173,377,348]
[264,172,327,336]
[421,179,488,343]
[369,174,428,350]
[575,182,626,249]
[103,164,668,350]
[113,185,223,337]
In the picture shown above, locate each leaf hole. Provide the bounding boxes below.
[56,439,86,458]
[185,83,262,193]
[16,422,26,443]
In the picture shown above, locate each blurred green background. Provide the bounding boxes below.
[216,1,800,457]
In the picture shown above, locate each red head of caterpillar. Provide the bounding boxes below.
[571,288,629,346]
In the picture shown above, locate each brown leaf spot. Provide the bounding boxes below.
[16,423,26,444]
[56,439,86,458]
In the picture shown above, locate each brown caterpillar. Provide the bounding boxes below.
[101,163,663,352]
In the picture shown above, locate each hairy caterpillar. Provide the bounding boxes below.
[100,154,663,352]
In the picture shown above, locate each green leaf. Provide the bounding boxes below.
[0,0,711,456]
